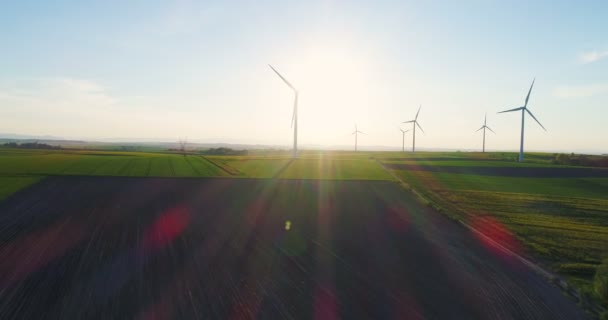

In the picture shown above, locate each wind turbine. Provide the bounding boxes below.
[398,127,410,152]
[498,78,546,162]
[402,105,424,152]
[476,113,495,153]
[269,64,299,159]
[351,124,366,152]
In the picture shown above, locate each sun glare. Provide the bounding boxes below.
[286,44,380,140]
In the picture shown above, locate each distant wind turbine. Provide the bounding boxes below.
[352,124,366,152]
[476,113,495,153]
[269,64,299,159]
[398,127,410,152]
[402,105,425,152]
[498,78,546,162]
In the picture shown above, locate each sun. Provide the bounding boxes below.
[283,44,380,142]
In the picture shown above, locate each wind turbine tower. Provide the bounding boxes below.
[351,125,366,152]
[399,128,410,152]
[476,113,495,152]
[269,65,299,159]
[402,105,425,152]
[498,79,546,162]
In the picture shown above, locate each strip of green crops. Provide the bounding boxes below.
[397,170,608,199]
[217,159,291,178]
[381,160,573,168]
[280,159,394,180]
[0,151,228,177]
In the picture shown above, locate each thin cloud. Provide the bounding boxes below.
[578,50,608,64]
[0,78,116,113]
[553,83,608,98]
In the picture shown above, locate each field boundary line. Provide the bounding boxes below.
[200,156,237,176]
[272,159,294,179]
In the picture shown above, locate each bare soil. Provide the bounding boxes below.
[384,163,608,178]
[0,177,587,319]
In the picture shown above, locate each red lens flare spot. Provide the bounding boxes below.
[0,221,85,289]
[314,285,338,320]
[144,206,190,249]
[470,215,522,260]
[245,200,267,227]
[386,206,409,233]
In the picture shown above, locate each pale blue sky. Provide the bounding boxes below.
[1,1,607,152]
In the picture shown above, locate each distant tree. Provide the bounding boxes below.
[178,138,188,156]
[200,147,248,156]
[3,142,60,150]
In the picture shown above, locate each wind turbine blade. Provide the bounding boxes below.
[476,126,485,132]
[526,109,546,131]
[291,94,297,128]
[486,126,496,134]
[268,64,296,91]
[359,131,367,135]
[415,105,421,120]
[352,131,357,135]
[402,120,415,123]
[497,106,524,114]
[416,122,425,134]
[484,113,487,126]
[525,78,535,107]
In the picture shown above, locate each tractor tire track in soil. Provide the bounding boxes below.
[168,158,176,177]
[0,177,588,319]
[144,158,152,176]
[117,159,134,176]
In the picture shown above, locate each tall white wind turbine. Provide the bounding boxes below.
[352,124,366,152]
[269,65,299,159]
[498,79,546,162]
[402,105,424,152]
[398,128,410,152]
[476,113,495,153]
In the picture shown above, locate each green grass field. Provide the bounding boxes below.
[0,150,228,177]
[209,157,292,178]
[279,158,394,180]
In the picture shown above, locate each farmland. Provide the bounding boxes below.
[0,150,228,178]
[279,158,393,180]
[0,176,585,319]
[379,153,608,304]
[0,147,607,316]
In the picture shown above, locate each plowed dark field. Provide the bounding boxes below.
[0,177,587,319]
[383,163,608,178]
